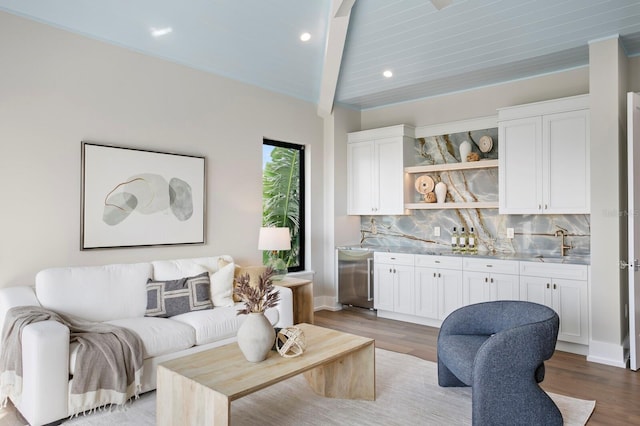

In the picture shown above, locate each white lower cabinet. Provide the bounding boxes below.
[372,252,590,351]
[415,255,463,320]
[374,252,415,313]
[519,262,589,345]
[462,258,520,304]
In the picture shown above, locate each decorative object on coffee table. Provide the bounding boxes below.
[234,268,280,362]
[258,227,291,280]
[276,326,306,358]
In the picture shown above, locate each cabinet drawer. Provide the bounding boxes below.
[415,255,462,270]
[374,252,414,266]
[463,258,519,275]
[519,261,588,281]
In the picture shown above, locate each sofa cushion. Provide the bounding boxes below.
[69,316,196,374]
[210,262,235,307]
[107,317,196,359]
[146,272,213,318]
[170,303,280,346]
[218,258,268,302]
[36,263,152,322]
[152,256,232,281]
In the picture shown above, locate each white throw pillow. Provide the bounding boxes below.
[210,262,235,307]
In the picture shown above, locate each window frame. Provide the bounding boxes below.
[262,138,306,273]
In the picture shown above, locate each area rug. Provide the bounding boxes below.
[65,348,595,426]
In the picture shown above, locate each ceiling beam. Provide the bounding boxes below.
[317,0,355,118]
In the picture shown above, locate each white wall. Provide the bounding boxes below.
[0,11,325,288]
[320,105,361,309]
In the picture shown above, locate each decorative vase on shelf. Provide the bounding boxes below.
[459,141,471,163]
[237,312,275,362]
[435,182,447,203]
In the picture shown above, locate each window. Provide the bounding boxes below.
[262,139,305,272]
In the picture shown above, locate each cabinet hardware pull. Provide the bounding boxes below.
[438,273,441,278]
[389,268,392,273]
[435,260,440,263]
[485,277,488,283]
[553,283,557,289]
[433,273,437,278]
[538,204,542,210]
[490,278,494,283]
[545,204,548,210]
[546,283,550,289]
[486,265,493,268]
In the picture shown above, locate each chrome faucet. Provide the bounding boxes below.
[554,227,573,257]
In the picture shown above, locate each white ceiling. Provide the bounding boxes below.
[2,0,640,111]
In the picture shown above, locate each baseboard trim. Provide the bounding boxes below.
[587,339,627,368]
[377,310,443,328]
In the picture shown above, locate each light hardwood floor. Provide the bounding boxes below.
[315,308,640,425]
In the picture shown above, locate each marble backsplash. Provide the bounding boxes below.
[359,127,590,256]
[359,211,590,256]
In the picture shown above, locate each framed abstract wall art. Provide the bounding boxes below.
[81,142,206,249]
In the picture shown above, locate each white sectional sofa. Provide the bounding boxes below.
[0,256,293,426]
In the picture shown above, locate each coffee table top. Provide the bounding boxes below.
[158,323,374,401]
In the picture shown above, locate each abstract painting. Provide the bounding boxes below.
[81,142,205,249]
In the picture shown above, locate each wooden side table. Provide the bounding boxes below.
[277,277,314,324]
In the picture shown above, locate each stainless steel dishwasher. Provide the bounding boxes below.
[338,248,375,310]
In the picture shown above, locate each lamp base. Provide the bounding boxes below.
[271,269,288,281]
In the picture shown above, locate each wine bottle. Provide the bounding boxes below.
[468,227,477,254]
[459,227,467,253]
[451,227,458,253]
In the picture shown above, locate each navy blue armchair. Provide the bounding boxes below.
[437,301,561,425]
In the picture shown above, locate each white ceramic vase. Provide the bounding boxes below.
[237,312,275,362]
[459,140,471,163]
[435,182,447,203]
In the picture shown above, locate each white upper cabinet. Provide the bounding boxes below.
[347,125,414,215]
[498,95,590,214]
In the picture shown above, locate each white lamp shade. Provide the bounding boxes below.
[258,227,291,251]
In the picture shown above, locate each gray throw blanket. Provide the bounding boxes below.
[0,306,143,416]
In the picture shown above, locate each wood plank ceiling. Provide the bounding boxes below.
[1,0,640,111]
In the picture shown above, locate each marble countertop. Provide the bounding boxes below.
[336,245,590,265]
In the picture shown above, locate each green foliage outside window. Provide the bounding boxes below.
[262,145,301,269]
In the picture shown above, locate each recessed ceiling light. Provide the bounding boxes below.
[151,27,173,37]
[300,32,311,42]
[383,70,393,78]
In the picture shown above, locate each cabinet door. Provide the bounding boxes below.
[519,275,553,308]
[393,264,415,314]
[376,137,405,215]
[439,269,464,320]
[490,273,520,301]
[374,263,395,311]
[544,110,590,213]
[553,279,588,344]
[499,117,543,214]
[415,267,439,319]
[347,141,375,215]
[463,271,491,305]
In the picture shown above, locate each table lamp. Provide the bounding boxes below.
[258,227,291,280]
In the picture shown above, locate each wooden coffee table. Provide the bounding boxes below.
[156,323,375,426]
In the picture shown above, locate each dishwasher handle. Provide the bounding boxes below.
[367,257,374,302]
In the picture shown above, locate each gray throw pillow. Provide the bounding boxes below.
[146,271,213,318]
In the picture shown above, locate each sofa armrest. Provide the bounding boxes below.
[0,287,41,338]
[273,286,294,328]
[15,321,70,426]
